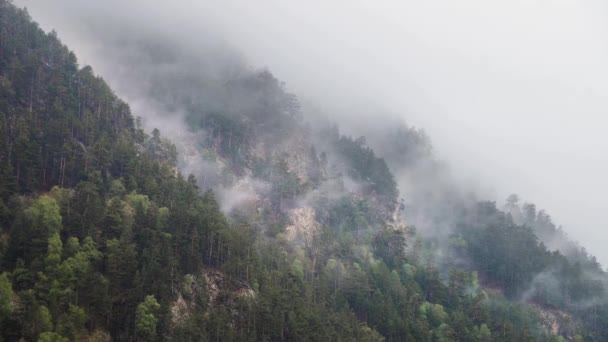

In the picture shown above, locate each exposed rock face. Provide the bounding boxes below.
[285,207,321,247]
[235,288,256,299]
[202,269,225,306]
[170,293,191,324]
[170,273,206,325]
[170,269,256,327]
[533,305,578,338]
[274,129,315,185]
[218,176,268,214]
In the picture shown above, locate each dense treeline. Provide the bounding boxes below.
[0,3,244,340]
[1,1,608,341]
[327,128,398,209]
[454,201,608,338]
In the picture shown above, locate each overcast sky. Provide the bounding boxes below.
[15,0,608,266]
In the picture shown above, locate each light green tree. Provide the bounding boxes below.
[473,324,492,342]
[0,272,13,320]
[38,331,69,342]
[34,305,54,337]
[135,295,161,341]
[45,233,63,276]
[24,196,63,266]
[26,195,62,235]
[56,304,87,341]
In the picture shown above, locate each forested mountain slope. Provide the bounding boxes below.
[0,1,607,341]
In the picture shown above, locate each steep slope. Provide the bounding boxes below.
[0,2,240,340]
[1,2,608,341]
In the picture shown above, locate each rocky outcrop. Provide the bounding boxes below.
[533,304,579,338]
[284,207,321,248]
[170,269,256,326]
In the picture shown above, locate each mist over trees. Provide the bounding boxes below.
[1,1,608,341]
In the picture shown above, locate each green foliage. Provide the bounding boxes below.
[373,226,407,269]
[35,305,54,336]
[0,1,607,341]
[328,130,399,206]
[473,324,492,342]
[56,305,86,341]
[38,332,69,342]
[0,273,12,320]
[25,196,62,235]
[135,295,161,341]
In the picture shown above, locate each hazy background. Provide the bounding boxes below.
[15,0,608,266]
